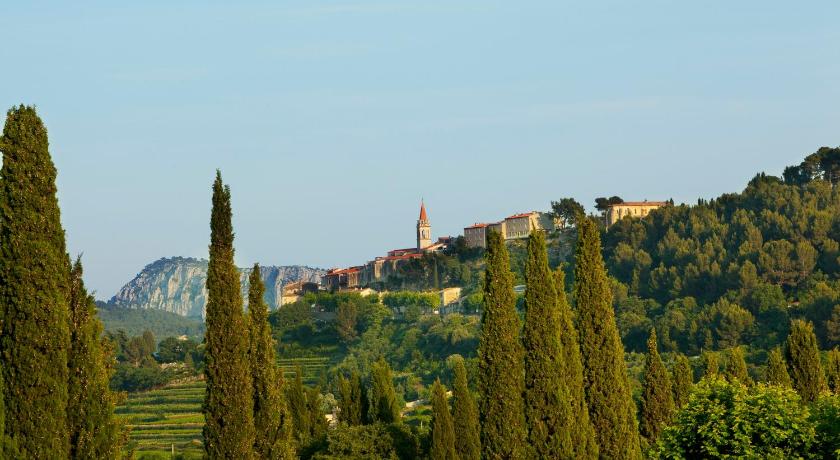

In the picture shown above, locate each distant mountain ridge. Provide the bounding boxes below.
[108,257,324,318]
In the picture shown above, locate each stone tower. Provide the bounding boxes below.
[417,201,432,250]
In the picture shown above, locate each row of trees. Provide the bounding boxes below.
[0,106,125,458]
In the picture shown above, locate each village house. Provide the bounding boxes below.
[604,200,667,227]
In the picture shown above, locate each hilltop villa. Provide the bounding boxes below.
[604,200,667,227]
[463,211,557,249]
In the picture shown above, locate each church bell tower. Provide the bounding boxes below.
[417,201,432,250]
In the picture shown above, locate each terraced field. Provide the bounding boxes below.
[117,356,333,458]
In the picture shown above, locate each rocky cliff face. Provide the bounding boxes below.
[109,257,324,318]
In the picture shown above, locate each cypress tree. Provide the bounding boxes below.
[573,218,641,459]
[287,368,310,444]
[724,346,752,385]
[703,351,719,378]
[478,230,528,459]
[554,267,598,459]
[765,347,792,388]
[522,231,571,457]
[203,171,255,458]
[451,357,480,460]
[827,348,840,394]
[337,374,355,425]
[306,386,327,443]
[369,358,400,424]
[430,379,457,460]
[67,259,126,458]
[785,319,826,403]
[0,105,71,458]
[671,354,693,409]
[248,265,294,459]
[554,268,598,459]
[640,328,674,441]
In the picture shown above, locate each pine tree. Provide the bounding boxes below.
[671,354,693,409]
[369,358,400,424]
[287,368,310,445]
[478,230,528,459]
[827,348,840,394]
[573,218,642,459]
[430,379,457,460]
[450,357,480,460]
[248,265,294,459]
[765,347,792,388]
[0,105,71,458]
[203,171,255,458]
[522,231,572,457]
[554,268,599,459]
[640,328,674,441]
[724,346,752,385]
[785,319,826,402]
[703,351,719,378]
[67,259,126,458]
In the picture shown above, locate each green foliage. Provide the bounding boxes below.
[641,329,674,441]
[551,197,584,228]
[574,218,642,459]
[96,303,205,339]
[67,259,127,458]
[311,423,400,459]
[369,358,400,424]
[826,348,840,394]
[703,351,719,378]
[450,357,480,460]
[811,394,840,459]
[429,379,456,460]
[765,347,792,388]
[0,105,71,458]
[478,230,528,459]
[157,336,199,364]
[655,377,814,459]
[724,346,752,385]
[288,369,310,445]
[248,265,295,459]
[786,319,826,402]
[671,354,693,409]
[202,171,255,458]
[336,301,359,343]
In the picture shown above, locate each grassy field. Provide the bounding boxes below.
[117,356,332,458]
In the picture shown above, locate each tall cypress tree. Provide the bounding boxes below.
[287,369,310,445]
[478,230,528,459]
[671,354,693,409]
[573,218,641,459]
[430,379,457,460]
[248,265,294,459]
[522,231,571,457]
[369,358,400,424]
[703,351,719,378]
[0,105,71,458]
[765,347,792,388]
[554,268,598,459]
[827,348,840,394]
[451,357,480,460]
[724,346,752,385]
[203,171,255,458]
[640,328,674,441]
[785,319,826,403]
[67,259,126,459]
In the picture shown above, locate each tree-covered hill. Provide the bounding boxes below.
[602,147,840,356]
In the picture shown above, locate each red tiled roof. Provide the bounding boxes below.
[506,212,536,219]
[465,223,489,229]
[419,201,428,221]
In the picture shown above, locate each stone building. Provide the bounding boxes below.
[604,200,667,227]
[463,211,555,248]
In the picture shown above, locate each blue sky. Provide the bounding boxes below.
[2,1,839,298]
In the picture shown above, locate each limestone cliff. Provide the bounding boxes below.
[108,257,324,318]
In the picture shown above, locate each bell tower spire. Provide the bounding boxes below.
[417,200,432,250]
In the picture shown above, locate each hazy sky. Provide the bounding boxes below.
[2,1,839,298]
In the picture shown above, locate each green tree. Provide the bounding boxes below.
[554,268,599,459]
[67,259,126,458]
[551,198,585,228]
[478,230,528,459]
[786,319,826,402]
[248,264,294,459]
[574,218,642,459]
[671,354,693,409]
[203,171,255,458]
[703,351,719,378]
[724,346,752,385]
[369,358,400,424]
[287,369,310,445]
[450,357,480,460]
[765,347,792,388]
[430,379,456,460]
[826,348,840,394]
[812,394,840,459]
[0,105,71,458]
[522,231,572,457]
[338,373,363,426]
[641,329,674,441]
[336,301,359,343]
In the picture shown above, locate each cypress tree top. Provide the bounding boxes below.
[573,218,642,459]
[785,319,826,402]
[450,356,480,460]
[0,105,71,458]
[672,354,694,409]
[478,230,528,459]
[430,379,457,460]
[640,328,674,441]
[765,347,792,388]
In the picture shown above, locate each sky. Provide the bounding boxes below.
[1,1,839,299]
